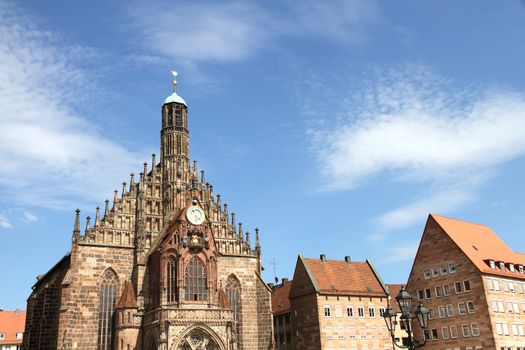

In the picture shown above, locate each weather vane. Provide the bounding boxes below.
[171,70,178,92]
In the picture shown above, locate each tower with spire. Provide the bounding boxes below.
[22,72,274,350]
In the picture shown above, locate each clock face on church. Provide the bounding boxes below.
[186,206,205,225]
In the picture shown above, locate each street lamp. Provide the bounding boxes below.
[383,287,430,349]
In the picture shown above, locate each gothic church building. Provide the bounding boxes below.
[22,74,274,350]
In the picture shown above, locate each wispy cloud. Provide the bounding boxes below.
[0,214,12,229]
[307,64,525,229]
[0,2,141,210]
[377,242,419,265]
[125,0,379,66]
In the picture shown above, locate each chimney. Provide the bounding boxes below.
[344,256,352,264]
[282,278,289,285]
[320,254,327,262]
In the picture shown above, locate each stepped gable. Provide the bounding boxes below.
[303,258,387,296]
[116,281,137,309]
[431,214,525,278]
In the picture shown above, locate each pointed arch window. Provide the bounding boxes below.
[175,107,182,126]
[167,108,173,126]
[167,256,178,303]
[97,269,118,350]
[185,256,207,302]
[226,275,241,347]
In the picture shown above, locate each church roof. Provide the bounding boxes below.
[164,92,186,106]
[302,257,388,297]
[271,280,292,315]
[116,281,137,309]
[430,214,525,279]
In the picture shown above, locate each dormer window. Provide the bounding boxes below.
[519,265,524,274]
[499,262,506,272]
[509,263,515,272]
[489,260,496,269]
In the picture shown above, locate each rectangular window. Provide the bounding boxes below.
[446,304,454,317]
[450,325,458,338]
[424,269,431,279]
[379,306,385,317]
[487,278,494,290]
[324,305,331,317]
[442,327,450,339]
[449,263,457,273]
[520,265,524,273]
[518,283,524,294]
[491,300,498,312]
[496,322,503,335]
[462,324,471,337]
[368,306,375,318]
[432,267,439,277]
[347,326,356,339]
[435,285,443,297]
[441,265,448,275]
[512,323,518,336]
[423,330,430,341]
[494,279,500,290]
[439,306,446,318]
[455,281,463,294]
[518,323,525,337]
[513,301,520,314]
[425,288,431,299]
[347,306,354,317]
[428,308,434,319]
[335,304,343,317]
[431,328,438,340]
[509,281,515,292]
[498,300,505,313]
[417,289,424,301]
[443,284,451,295]
[464,280,471,292]
[358,306,365,318]
[360,326,367,339]
[458,302,466,315]
[489,260,496,269]
[503,280,509,292]
[500,262,506,271]
[326,326,333,339]
[508,301,514,313]
[502,322,510,336]
[471,323,480,336]
[467,300,475,313]
[338,326,345,340]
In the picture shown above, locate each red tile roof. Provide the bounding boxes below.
[271,281,292,315]
[303,258,387,297]
[0,310,26,345]
[431,214,525,279]
[386,284,405,313]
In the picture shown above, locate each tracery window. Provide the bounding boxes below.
[167,108,173,126]
[167,256,178,303]
[97,269,118,350]
[185,256,207,302]
[225,275,241,347]
[175,107,182,126]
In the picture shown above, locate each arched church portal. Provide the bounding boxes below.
[174,327,224,350]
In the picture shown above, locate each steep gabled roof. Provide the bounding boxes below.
[386,284,404,313]
[271,281,292,315]
[302,257,387,297]
[431,214,525,279]
[116,281,137,309]
[0,310,26,345]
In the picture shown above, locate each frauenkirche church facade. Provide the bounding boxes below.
[22,73,274,350]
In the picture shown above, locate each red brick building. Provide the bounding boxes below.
[0,309,25,350]
[22,74,273,350]
[407,214,525,350]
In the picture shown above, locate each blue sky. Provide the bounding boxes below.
[2,0,525,310]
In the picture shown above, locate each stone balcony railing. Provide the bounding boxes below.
[144,306,234,327]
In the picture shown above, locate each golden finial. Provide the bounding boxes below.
[171,70,178,92]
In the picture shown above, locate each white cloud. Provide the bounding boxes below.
[0,2,141,209]
[22,211,38,223]
[0,214,12,229]
[126,0,378,65]
[377,242,419,265]
[309,64,525,229]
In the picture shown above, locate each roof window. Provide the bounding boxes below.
[489,260,496,269]
[499,262,506,272]
[509,263,515,272]
[519,265,524,274]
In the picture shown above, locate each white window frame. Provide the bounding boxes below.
[462,324,471,337]
[467,300,475,313]
[449,263,457,273]
[450,325,458,338]
[471,323,480,336]
[446,304,454,317]
[455,281,463,294]
[458,302,466,315]
[324,305,332,317]
[463,279,471,292]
